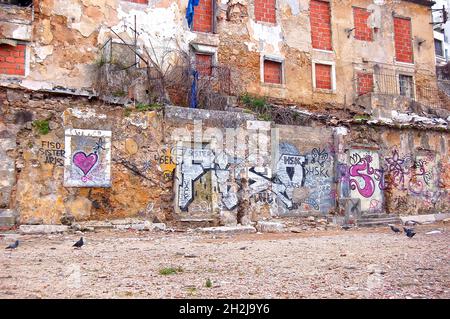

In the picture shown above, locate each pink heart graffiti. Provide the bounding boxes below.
[73,151,98,176]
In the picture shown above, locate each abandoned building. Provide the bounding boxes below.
[0,0,449,229]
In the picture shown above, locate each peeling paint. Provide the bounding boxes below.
[34,45,54,62]
[67,108,107,120]
[248,20,283,54]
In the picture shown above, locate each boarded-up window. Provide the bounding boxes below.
[264,59,282,84]
[196,53,213,76]
[254,0,276,24]
[0,44,26,76]
[193,0,213,33]
[394,17,413,63]
[353,7,373,41]
[310,0,332,51]
[315,63,332,89]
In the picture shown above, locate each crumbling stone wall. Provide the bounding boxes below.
[0,87,168,224]
[0,0,440,112]
[1,87,448,227]
[336,125,450,216]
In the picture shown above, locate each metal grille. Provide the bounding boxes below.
[366,71,449,108]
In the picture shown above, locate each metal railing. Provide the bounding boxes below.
[357,71,449,109]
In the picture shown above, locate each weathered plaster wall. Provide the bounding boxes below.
[0,87,168,224]
[337,125,450,215]
[1,0,439,111]
[1,88,448,226]
[163,106,449,222]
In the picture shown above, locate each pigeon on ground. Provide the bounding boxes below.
[406,230,416,238]
[5,240,19,250]
[389,225,401,233]
[403,228,416,238]
[73,237,84,248]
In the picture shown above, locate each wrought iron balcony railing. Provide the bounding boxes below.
[356,71,449,109]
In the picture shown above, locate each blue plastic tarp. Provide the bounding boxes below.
[189,70,198,108]
[186,0,200,28]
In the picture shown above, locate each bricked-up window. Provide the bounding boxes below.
[0,44,26,76]
[310,0,332,51]
[357,72,373,95]
[193,0,213,33]
[254,0,276,24]
[195,53,213,76]
[315,63,332,89]
[353,7,373,41]
[394,17,413,63]
[263,59,282,84]
[123,0,148,3]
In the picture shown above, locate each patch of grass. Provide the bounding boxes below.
[32,119,50,135]
[353,114,371,121]
[135,103,163,112]
[258,113,272,121]
[27,142,33,149]
[124,108,132,117]
[113,90,127,97]
[159,266,183,275]
[205,278,212,288]
[240,93,271,120]
[241,93,267,111]
[187,287,197,296]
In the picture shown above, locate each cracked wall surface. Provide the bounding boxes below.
[0,0,440,111]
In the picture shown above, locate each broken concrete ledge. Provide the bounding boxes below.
[400,212,450,225]
[19,225,69,234]
[256,221,286,233]
[74,220,167,232]
[195,225,257,234]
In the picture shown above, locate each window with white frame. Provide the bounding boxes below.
[261,55,284,85]
[312,61,336,91]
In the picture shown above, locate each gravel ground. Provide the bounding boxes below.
[0,223,448,299]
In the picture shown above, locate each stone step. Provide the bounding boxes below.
[0,209,17,227]
[357,216,401,227]
[195,225,256,234]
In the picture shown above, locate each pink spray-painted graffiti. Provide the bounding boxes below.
[348,152,386,199]
[384,149,436,197]
[349,154,376,198]
[64,129,111,188]
[346,150,384,212]
[73,152,98,176]
[73,137,105,183]
[343,148,442,212]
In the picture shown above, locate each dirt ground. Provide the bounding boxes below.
[0,223,448,299]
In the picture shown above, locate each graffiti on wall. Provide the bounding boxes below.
[176,141,446,216]
[347,150,384,212]
[64,129,112,187]
[176,147,240,212]
[248,143,334,214]
[303,148,334,213]
[339,148,443,212]
[154,147,176,181]
[37,140,65,167]
[272,142,306,211]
